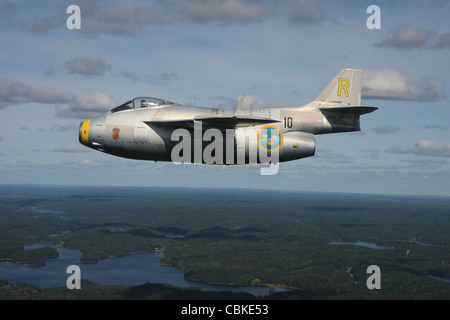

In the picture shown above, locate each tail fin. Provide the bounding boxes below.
[315,69,377,133]
[315,69,362,106]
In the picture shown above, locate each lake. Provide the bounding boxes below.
[0,244,289,296]
[328,241,394,250]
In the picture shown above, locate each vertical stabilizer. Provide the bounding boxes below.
[315,69,362,106]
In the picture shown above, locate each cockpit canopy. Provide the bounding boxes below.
[111,96,175,113]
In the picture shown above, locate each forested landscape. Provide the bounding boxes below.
[1,185,449,299]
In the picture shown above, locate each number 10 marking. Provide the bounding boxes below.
[284,117,293,128]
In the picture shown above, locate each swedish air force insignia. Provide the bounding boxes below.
[257,125,283,152]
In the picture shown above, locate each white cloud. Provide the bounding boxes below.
[159,0,325,25]
[315,148,353,163]
[375,27,435,50]
[285,0,324,25]
[362,68,448,102]
[28,0,326,37]
[375,27,450,51]
[64,56,111,77]
[53,145,89,153]
[216,94,289,110]
[237,94,289,109]
[176,0,266,23]
[0,78,114,118]
[371,126,401,134]
[26,1,164,37]
[433,33,450,50]
[421,125,448,131]
[82,1,167,37]
[28,17,60,34]
[56,91,116,119]
[0,78,75,108]
[387,140,450,158]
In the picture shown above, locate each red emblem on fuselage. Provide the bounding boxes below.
[112,128,120,140]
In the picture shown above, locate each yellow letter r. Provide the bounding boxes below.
[338,78,350,97]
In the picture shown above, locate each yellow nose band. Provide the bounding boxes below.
[81,119,90,146]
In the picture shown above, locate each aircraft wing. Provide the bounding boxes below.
[145,115,280,130]
[194,115,280,127]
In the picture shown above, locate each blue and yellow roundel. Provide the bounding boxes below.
[257,125,284,151]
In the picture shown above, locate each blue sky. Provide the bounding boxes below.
[0,0,449,196]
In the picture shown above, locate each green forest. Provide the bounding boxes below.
[1,185,450,299]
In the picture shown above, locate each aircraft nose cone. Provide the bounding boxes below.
[79,119,90,146]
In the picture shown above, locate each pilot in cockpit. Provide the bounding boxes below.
[140,99,158,108]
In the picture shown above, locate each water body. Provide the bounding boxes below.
[428,275,450,284]
[0,244,289,296]
[31,208,69,221]
[407,240,439,247]
[31,208,66,214]
[328,241,393,250]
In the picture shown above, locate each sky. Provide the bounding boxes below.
[0,0,449,197]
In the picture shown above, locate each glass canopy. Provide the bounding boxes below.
[111,96,175,113]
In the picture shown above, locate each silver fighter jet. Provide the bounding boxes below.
[79,69,377,166]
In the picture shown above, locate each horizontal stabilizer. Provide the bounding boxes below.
[320,106,378,115]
